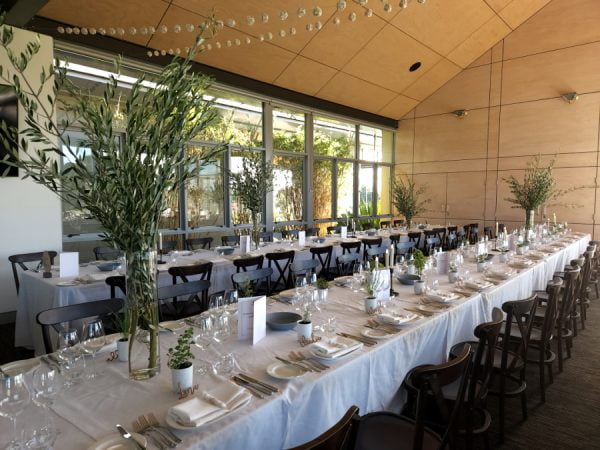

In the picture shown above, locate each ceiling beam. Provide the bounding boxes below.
[2,0,48,27]
[25,16,398,129]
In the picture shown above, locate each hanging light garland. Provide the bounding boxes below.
[56,0,426,57]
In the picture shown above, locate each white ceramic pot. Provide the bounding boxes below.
[516,246,524,255]
[171,363,194,392]
[448,271,459,283]
[364,297,378,314]
[117,338,129,362]
[477,262,487,272]
[407,264,416,275]
[297,321,313,340]
[317,288,328,303]
[414,280,425,294]
[499,252,508,263]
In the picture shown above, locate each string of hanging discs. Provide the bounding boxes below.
[55,0,426,57]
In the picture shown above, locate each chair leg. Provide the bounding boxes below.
[595,282,599,298]
[548,356,554,385]
[580,302,586,329]
[557,334,564,372]
[520,369,528,420]
[498,376,505,443]
[539,348,546,403]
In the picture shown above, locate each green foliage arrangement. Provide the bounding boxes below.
[392,176,430,228]
[316,278,329,289]
[413,249,427,276]
[167,328,195,370]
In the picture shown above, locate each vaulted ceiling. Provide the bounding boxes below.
[37,0,551,120]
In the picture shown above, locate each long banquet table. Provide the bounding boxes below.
[2,233,589,449]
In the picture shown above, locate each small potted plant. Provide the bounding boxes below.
[516,242,528,255]
[112,310,130,362]
[476,254,488,272]
[364,269,384,313]
[167,328,195,392]
[297,305,313,340]
[498,248,510,263]
[316,277,329,303]
[413,250,427,294]
[406,254,416,275]
[448,261,459,283]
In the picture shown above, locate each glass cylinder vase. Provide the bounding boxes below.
[251,212,262,250]
[125,250,160,380]
[524,209,535,243]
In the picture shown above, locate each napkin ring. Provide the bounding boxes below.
[106,351,118,362]
[299,334,322,347]
[366,306,382,316]
[178,384,199,400]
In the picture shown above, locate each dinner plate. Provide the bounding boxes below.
[418,304,450,314]
[361,328,393,340]
[86,433,147,450]
[165,395,251,430]
[56,280,80,287]
[266,361,307,380]
[0,357,41,376]
[159,321,186,332]
[309,344,361,362]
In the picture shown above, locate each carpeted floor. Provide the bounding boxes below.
[1,299,599,449]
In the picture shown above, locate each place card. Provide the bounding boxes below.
[240,235,251,253]
[341,226,348,239]
[436,252,448,275]
[508,234,517,251]
[237,295,266,345]
[59,252,79,278]
[477,242,486,255]
[374,269,391,301]
[298,230,306,246]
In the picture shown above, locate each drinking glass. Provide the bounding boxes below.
[323,317,337,338]
[32,366,62,408]
[223,289,239,314]
[0,374,30,449]
[212,314,231,344]
[193,315,212,351]
[294,275,307,296]
[81,319,106,379]
[307,272,317,286]
[56,329,84,386]
[213,353,235,376]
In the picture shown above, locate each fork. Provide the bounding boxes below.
[147,413,182,444]
[139,415,178,448]
[132,417,174,449]
[289,351,329,371]
[132,419,167,450]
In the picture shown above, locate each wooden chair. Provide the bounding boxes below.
[361,237,382,261]
[93,246,121,261]
[260,231,274,243]
[266,250,295,292]
[366,245,388,263]
[336,253,360,276]
[483,227,493,241]
[380,220,391,229]
[341,241,362,255]
[221,235,240,246]
[36,298,124,354]
[407,232,421,250]
[161,239,177,252]
[468,224,479,244]
[168,262,213,312]
[310,245,334,279]
[186,237,213,250]
[233,255,264,273]
[393,219,405,227]
[105,275,126,298]
[282,229,299,240]
[157,280,211,319]
[327,226,341,235]
[290,259,319,279]
[355,345,472,450]
[305,227,320,237]
[433,228,446,246]
[289,405,359,450]
[232,268,273,296]
[9,251,57,294]
[397,241,416,260]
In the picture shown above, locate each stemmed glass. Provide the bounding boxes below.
[81,319,106,379]
[55,329,84,386]
[352,262,364,293]
[293,275,307,304]
[223,289,239,314]
[0,373,31,449]
[30,366,62,446]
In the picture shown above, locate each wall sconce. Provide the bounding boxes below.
[560,92,579,104]
[451,109,468,118]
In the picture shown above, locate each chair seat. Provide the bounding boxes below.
[506,322,543,343]
[453,341,524,373]
[354,415,441,450]
[442,377,486,402]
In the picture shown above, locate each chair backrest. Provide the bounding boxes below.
[337,253,360,276]
[233,255,264,273]
[105,275,126,298]
[483,227,493,240]
[168,262,213,282]
[93,246,121,261]
[9,251,58,294]
[500,294,538,372]
[341,241,362,255]
[266,250,295,289]
[186,237,213,250]
[407,232,421,248]
[157,279,211,314]
[282,229,299,239]
[305,227,320,237]
[366,245,388,261]
[393,219,405,227]
[380,220,391,229]
[361,238,382,261]
[310,245,334,275]
[231,268,273,296]
[221,235,240,246]
[397,241,415,256]
[36,298,124,354]
[327,226,341,235]
[289,405,359,450]
[557,267,580,329]
[260,231,274,242]
[161,240,177,252]
[540,277,563,345]
[388,234,401,244]
[291,259,319,277]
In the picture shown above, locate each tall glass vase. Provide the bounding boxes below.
[524,209,535,243]
[251,212,262,250]
[125,250,160,380]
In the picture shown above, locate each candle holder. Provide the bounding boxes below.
[389,268,398,297]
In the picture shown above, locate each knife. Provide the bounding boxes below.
[237,373,279,393]
[337,332,376,346]
[116,424,146,450]
[231,377,265,399]
[274,356,312,372]
[232,376,272,396]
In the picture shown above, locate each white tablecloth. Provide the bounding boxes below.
[3,233,589,449]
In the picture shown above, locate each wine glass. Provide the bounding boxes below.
[223,289,239,314]
[294,275,307,294]
[0,373,31,449]
[193,315,212,351]
[56,329,84,386]
[81,319,106,379]
[32,366,61,408]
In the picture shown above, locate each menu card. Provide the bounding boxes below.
[374,269,391,301]
[59,252,79,278]
[298,230,306,246]
[436,252,449,274]
[341,226,348,239]
[237,295,266,344]
[240,235,251,253]
[508,234,517,251]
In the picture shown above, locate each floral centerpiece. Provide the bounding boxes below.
[392,175,430,229]
[0,19,225,379]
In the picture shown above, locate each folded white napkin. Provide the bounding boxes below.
[464,280,493,291]
[278,288,297,301]
[78,271,118,282]
[312,336,361,358]
[423,291,458,303]
[334,276,353,287]
[202,381,251,410]
[168,397,227,427]
[377,311,417,325]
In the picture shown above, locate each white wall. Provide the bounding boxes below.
[0,28,62,314]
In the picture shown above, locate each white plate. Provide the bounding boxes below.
[86,433,147,450]
[361,328,393,340]
[418,304,450,314]
[309,344,361,362]
[266,361,307,380]
[159,321,186,332]
[56,280,80,287]
[0,357,40,376]
[165,395,251,430]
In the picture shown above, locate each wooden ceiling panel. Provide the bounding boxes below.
[274,56,337,96]
[484,0,512,13]
[402,58,462,101]
[378,95,420,119]
[317,72,397,114]
[498,0,551,29]
[447,14,510,67]
[468,49,492,68]
[343,24,441,93]
[170,0,338,54]
[38,0,169,46]
[390,0,495,56]
[300,1,386,70]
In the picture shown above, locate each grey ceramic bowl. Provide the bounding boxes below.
[267,312,302,331]
[98,262,120,272]
[397,274,421,285]
[215,246,235,255]
[315,237,326,244]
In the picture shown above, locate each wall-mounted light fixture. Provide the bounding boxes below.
[451,109,468,118]
[560,92,579,104]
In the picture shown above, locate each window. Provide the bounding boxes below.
[377,166,391,215]
[273,154,304,222]
[273,107,305,153]
[313,159,333,220]
[230,148,264,225]
[314,116,355,158]
[186,144,224,228]
[359,125,393,163]
[336,161,354,218]
[358,163,375,217]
